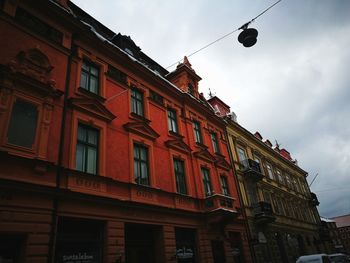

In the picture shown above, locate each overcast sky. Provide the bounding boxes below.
[71,0,350,218]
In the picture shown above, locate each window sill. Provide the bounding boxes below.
[130,112,151,123]
[195,142,208,149]
[214,152,224,158]
[168,130,184,139]
[0,143,37,159]
[78,87,106,102]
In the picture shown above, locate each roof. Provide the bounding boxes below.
[320,217,335,223]
[207,96,231,110]
[331,214,350,228]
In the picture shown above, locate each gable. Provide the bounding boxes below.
[165,138,192,154]
[123,121,160,141]
[214,155,232,171]
[194,148,216,163]
[69,98,116,122]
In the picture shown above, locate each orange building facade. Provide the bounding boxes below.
[0,1,251,262]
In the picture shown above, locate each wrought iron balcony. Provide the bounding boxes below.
[310,192,320,206]
[253,201,276,224]
[240,159,263,181]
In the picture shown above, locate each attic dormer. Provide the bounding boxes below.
[166,56,202,98]
[207,96,231,117]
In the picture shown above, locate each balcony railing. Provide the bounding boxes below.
[253,201,276,224]
[202,194,235,212]
[310,192,320,206]
[240,159,263,181]
[201,194,238,224]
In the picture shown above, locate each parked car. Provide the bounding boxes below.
[329,253,350,263]
[296,254,331,263]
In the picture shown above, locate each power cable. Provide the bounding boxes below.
[312,186,350,193]
[166,0,283,69]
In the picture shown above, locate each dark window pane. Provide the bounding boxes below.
[76,144,85,171]
[134,144,149,185]
[149,90,164,105]
[15,7,63,44]
[193,121,202,143]
[211,133,220,153]
[80,72,88,90]
[168,109,178,133]
[131,89,144,116]
[188,83,194,95]
[76,124,99,174]
[7,100,38,148]
[201,168,212,196]
[220,176,230,196]
[107,65,127,84]
[174,159,187,194]
[80,61,100,94]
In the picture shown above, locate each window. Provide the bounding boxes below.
[15,7,63,44]
[76,124,99,174]
[237,147,247,162]
[285,173,291,188]
[174,159,187,194]
[276,169,284,184]
[188,83,194,95]
[293,177,300,192]
[131,88,144,116]
[254,156,263,174]
[107,65,127,84]
[80,60,100,94]
[271,194,280,214]
[193,121,202,144]
[134,144,149,185]
[149,90,164,105]
[220,176,230,196]
[201,168,212,196]
[7,99,38,148]
[266,163,274,180]
[211,133,220,153]
[168,108,178,133]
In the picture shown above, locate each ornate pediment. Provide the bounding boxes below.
[123,121,160,141]
[194,148,216,163]
[9,48,54,85]
[165,138,192,154]
[1,48,62,97]
[214,155,232,171]
[69,98,116,122]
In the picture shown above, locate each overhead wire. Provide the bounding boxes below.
[166,0,282,69]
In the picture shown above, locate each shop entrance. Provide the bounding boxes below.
[211,240,226,263]
[175,227,197,263]
[55,217,104,263]
[125,223,163,263]
[0,234,25,263]
[229,231,244,263]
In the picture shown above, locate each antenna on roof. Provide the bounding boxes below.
[275,139,281,148]
[309,173,319,187]
[208,88,216,98]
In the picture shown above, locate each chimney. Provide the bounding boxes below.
[280,148,293,161]
[254,132,263,140]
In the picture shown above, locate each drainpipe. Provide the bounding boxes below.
[48,34,76,263]
[224,129,257,263]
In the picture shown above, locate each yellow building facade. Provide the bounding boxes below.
[208,96,328,263]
